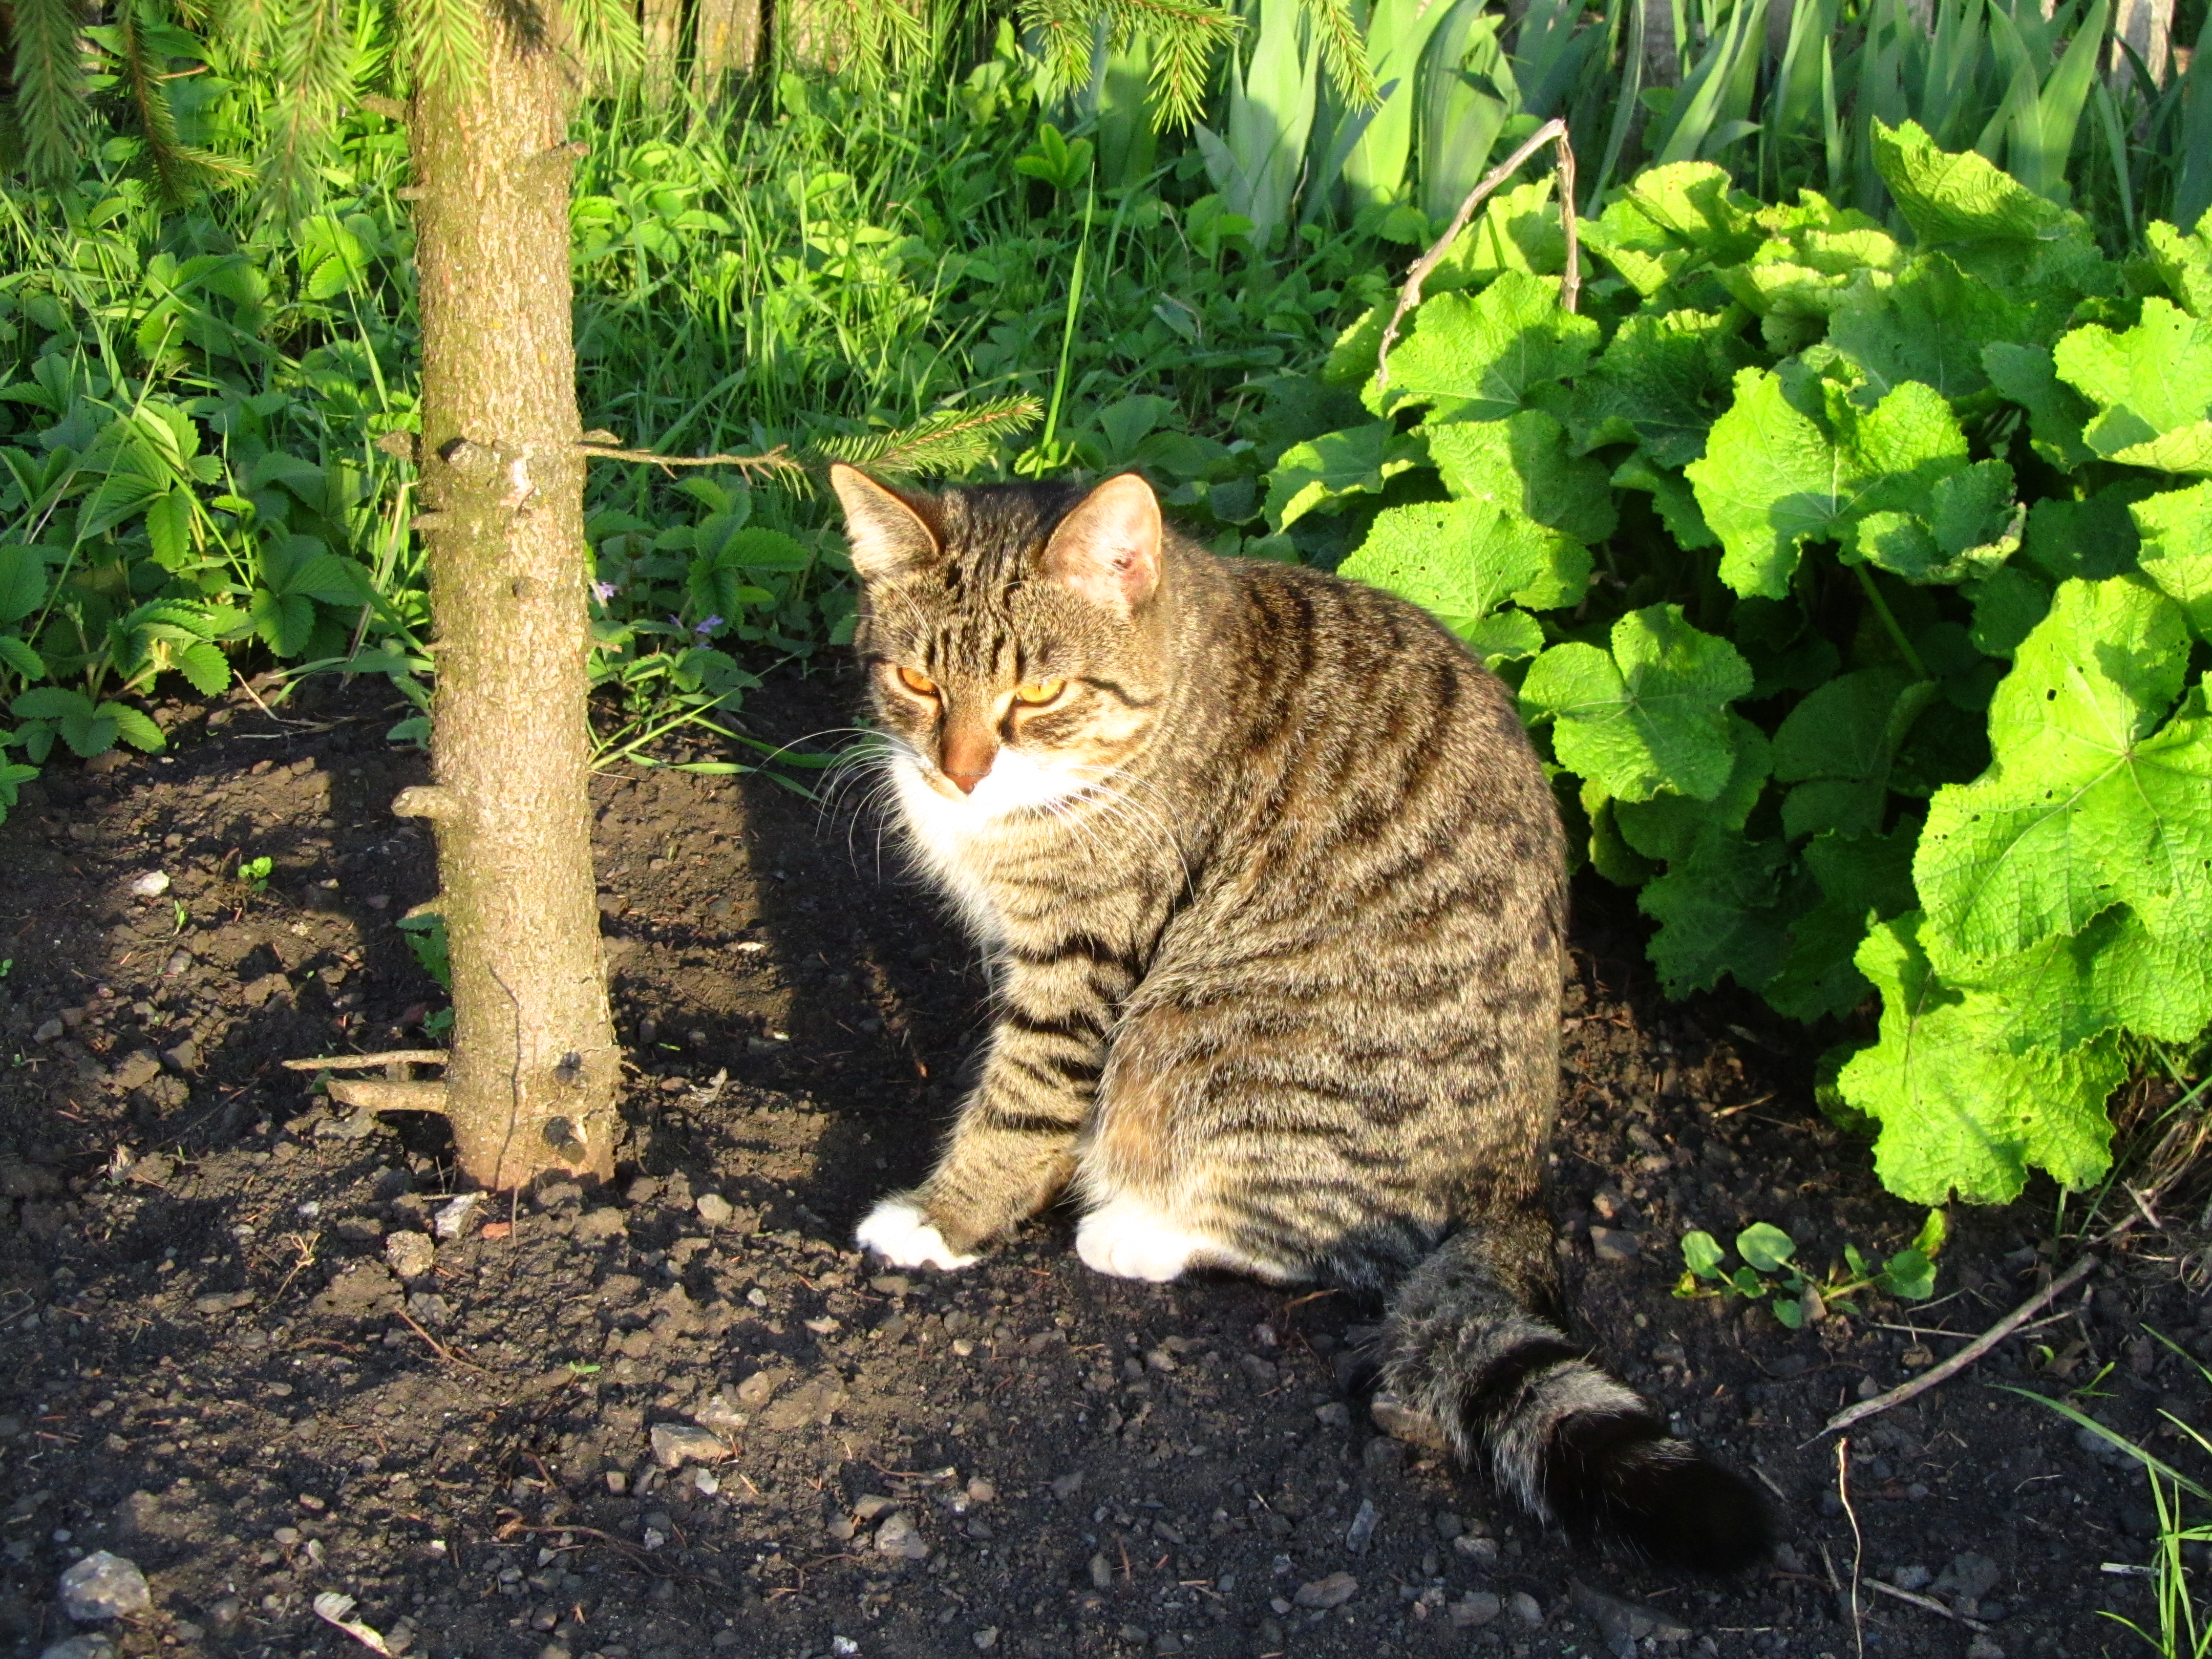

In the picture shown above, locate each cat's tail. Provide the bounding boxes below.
[1377,1225,1772,1572]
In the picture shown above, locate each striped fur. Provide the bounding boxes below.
[833,466,1773,1571]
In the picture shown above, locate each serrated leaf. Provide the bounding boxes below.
[1566,309,1751,470]
[1614,714,1771,862]
[1639,829,1794,996]
[1576,162,1762,297]
[105,704,164,752]
[249,587,314,657]
[1264,423,1424,531]
[0,546,47,626]
[1521,606,1751,802]
[288,554,371,605]
[2131,482,2212,639]
[1371,271,1601,420]
[57,707,120,757]
[1341,498,1583,634]
[1839,912,2124,1204]
[174,640,229,696]
[2020,486,2146,582]
[1686,370,1970,599]
[1849,460,2022,586]
[0,635,42,682]
[1932,903,2212,1053]
[1422,409,1615,547]
[10,686,90,721]
[1869,120,2102,289]
[1612,452,1717,549]
[1916,577,2212,958]
[2052,298,2212,476]
[1772,667,1938,839]
[144,488,193,570]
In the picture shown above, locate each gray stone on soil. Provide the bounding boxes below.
[1936,1550,2002,1604]
[1344,1498,1380,1555]
[649,1423,728,1468]
[853,1495,897,1520]
[1452,1532,1500,1567]
[1089,1552,1113,1590]
[1508,1589,1544,1627]
[874,1511,928,1560]
[59,1550,150,1621]
[1432,1511,1464,1540]
[110,1051,162,1092]
[972,1626,999,1650]
[40,1638,117,1659]
[128,869,171,898]
[1589,1226,1642,1262]
[432,1193,483,1239]
[575,1207,627,1242]
[1369,1390,1448,1451]
[693,1394,747,1436]
[384,1230,436,1281]
[159,1038,199,1073]
[1449,1591,1501,1629]
[1293,1571,1358,1610]
[1890,1563,1931,1591]
[1571,1579,1690,1658]
[1312,1402,1351,1428]
[734,1370,778,1409]
[33,1017,64,1044]
[695,1193,734,1227]
[192,1289,255,1315]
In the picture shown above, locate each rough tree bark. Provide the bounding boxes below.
[328,10,620,1188]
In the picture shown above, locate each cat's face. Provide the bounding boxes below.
[831,467,1173,824]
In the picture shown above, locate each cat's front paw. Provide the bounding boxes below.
[854,1197,979,1271]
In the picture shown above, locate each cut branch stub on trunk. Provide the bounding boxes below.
[404,8,619,1190]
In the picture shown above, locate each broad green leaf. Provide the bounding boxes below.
[1916,577,2212,957]
[1427,179,1566,291]
[1520,605,1752,802]
[1567,309,1751,470]
[1850,460,2020,586]
[1764,825,1920,1022]
[2146,220,2212,318]
[1371,272,1601,420]
[2131,482,2212,639]
[1830,253,2064,405]
[1264,423,1424,531]
[1611,452,1717,549]
[144,488,194,570]
[0,635,42,682]
[1736,1222,1795,1271]
[1938,903,2212,1053]
[1772,1297,1805,1328]
[1422,410,1616,547]
[1839,913,2124,1204]
[1576,163,1762,297]
[1713,192,1904,321]
[2052,298,2212,475]
[1341,498,1580,633]
[1771,666,1935,822]
[107,704,164,752]
[287,554,371,605]
[1964,565,2050,657]
[2020,486,2145,582]
[1881,1248,1936,1301]
[720,527,812,572]
[1639,829,1793,996]
[1614,714,1771,862]
[1681,1230,1726,1278]
[1687,371,1970,599]
[11,687,91,721]
[1456,608,1544,663]
[1984,343,2096,470]
[1869,120,2102,289]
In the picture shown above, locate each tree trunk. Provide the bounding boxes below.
[389,10,620,1191]
[695,0,763,91]
[643,0,684,105]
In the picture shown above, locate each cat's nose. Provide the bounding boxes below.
[944,768,987,795]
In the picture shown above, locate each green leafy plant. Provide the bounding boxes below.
[234,855,273,893]
[1272,121,2212,1207]
[397,911,456,1038]
[1675,1210,1947,1327]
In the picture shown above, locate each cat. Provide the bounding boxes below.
[830,461,1771,1571]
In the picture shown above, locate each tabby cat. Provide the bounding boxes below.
[832,462,1771,1571]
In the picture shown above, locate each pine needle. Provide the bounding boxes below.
[397,0,487,99]
[810,395,1044,478]
[11,0,91,182]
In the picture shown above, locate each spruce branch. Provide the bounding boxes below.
[259,0,353,222]
[397,0,487,98]
[561,0,645,85]
[1301,0,1378,111]
[1020,0,1242,134]
[117,0,245,209]
[812,395,1044,477]
[12,0,91,182]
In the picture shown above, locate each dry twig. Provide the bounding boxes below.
[575,438,800,477]
[1860,1577,1991,1632]
[283,1050,449,1071]
[1374,117,1580,392]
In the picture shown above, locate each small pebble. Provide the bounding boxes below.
[696,1193,734,1227]
[1508,1589,1543,1627]
[128,870,171,898]
[58,1551,150,1622]
[1293,1571,1358,1610]
[1449,1591,1501,1628]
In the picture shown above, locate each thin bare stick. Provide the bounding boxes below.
[1823,1250,2104,1435]
[576,440,801,477]
[1374,117,1580,393]
[393,1304,492,1372]
[1861,1577,1991,1632]
[283,1050,449,1071]
[326,1078,449,1115]
[1836,1440,1864,1659]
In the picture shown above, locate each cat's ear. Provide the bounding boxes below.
[830,463,941,581]
[1043,473,1162,611]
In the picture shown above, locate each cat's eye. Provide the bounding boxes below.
[895,666,937,696]
[1012,678,1066,705]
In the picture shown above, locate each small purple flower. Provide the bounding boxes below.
[694,615,724,636]
[590,580,617,603]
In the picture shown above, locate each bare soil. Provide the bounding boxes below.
[1,670,2207,1659]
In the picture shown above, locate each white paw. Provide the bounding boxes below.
[1075,1196,1215,1283]
[855,1198,978,1271]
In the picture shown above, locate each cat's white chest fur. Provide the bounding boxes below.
[890,747,1091,943]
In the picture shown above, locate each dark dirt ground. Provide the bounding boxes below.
[2,669,2209,1659]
